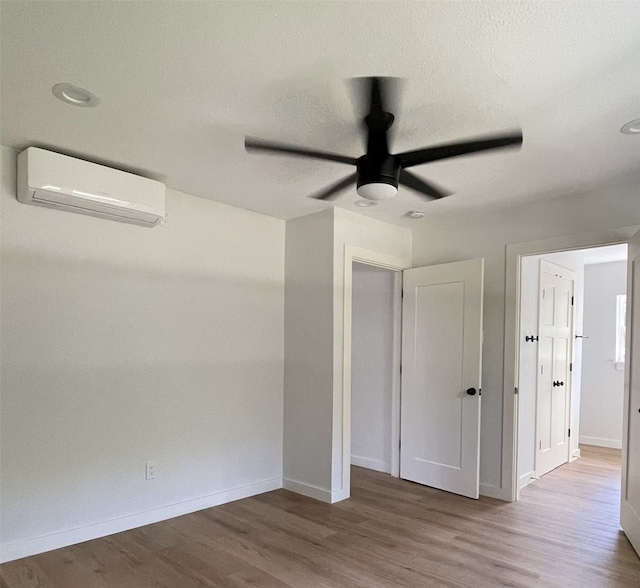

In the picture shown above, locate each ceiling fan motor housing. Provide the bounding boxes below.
[356,155,400,200]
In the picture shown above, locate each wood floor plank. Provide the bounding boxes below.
[2,445,638,587]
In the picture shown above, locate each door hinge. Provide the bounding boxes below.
[568,428,571,438]
[571,296,574,306]
[514,387,519,395]
[400,364,403,375]
[569,362,573,372]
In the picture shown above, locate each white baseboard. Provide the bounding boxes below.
[479,484,511,501]
[329,487,350,503]
[282,478,333,503]
[282,478,349,503]
[0,477,282,564]
[351,455,391,474]
[571,448,581,461]
[579,436,622,449]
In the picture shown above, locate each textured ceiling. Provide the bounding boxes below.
[2,1,639,227]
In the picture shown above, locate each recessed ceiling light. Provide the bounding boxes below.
[355,199,379,207]
[408,210,425,219]
[620,118,640,135]
[52,83,100,107]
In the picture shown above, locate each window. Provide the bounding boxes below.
[616,294,627,366]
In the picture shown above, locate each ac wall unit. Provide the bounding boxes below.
[17,147,166,227]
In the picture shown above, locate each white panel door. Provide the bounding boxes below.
[400,259,483,499]
[622,230,640,556]
[536,261,574,477]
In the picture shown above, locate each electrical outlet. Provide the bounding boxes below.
[145,461,157,480]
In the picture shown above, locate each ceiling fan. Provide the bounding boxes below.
[245,77,523,202]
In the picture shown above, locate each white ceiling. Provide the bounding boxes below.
[2,1,639,227]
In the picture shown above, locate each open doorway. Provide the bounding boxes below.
[350,262,402,477]
[338,246,410,503]
[516,244,627,492]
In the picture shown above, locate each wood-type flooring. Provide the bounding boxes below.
[2,445,639,587]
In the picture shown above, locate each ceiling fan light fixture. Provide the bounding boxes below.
[356,182,398,201]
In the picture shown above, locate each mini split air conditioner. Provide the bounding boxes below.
[17,147,166,227]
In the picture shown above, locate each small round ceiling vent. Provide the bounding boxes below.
[355,199,379,207]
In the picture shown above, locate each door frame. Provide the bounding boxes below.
[504,225,640,502]
[341,245,411,498]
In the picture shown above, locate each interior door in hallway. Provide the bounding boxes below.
[400,259,484,499]
[536,261,574,477]
[622,230,640,556]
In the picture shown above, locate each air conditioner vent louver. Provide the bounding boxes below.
[30,191,161,226]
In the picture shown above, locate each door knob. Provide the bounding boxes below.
[553,381,558,387]
[466,388,477,396]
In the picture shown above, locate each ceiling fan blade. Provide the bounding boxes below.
[245,138,357,166]
[396,131,523,168]
[399,170,450,200]
[308,173,357,201]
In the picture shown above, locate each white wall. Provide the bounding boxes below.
[518,251,584,488]
[351,262,397,474]
[579,260,627,448]
[0,146,285,562]
[283,209,335,497]
[412,182,640,496]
